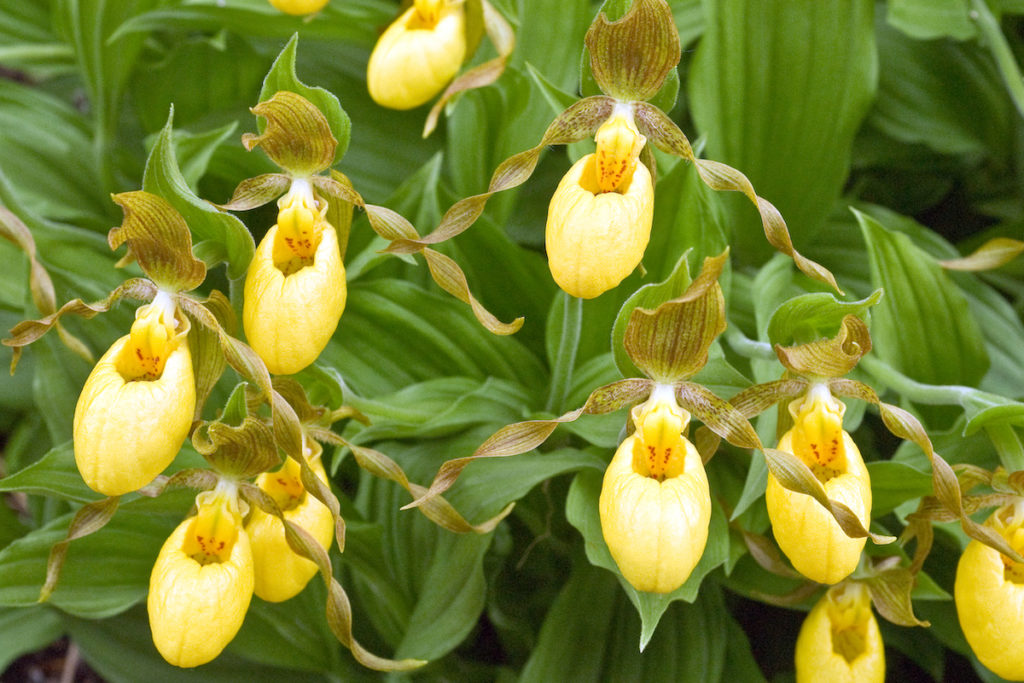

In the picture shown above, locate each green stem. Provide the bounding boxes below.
[859,355,976,405]
[987,423,1024,472]
[971,0,1024,119]
[545,293,583,413]
[724,327,776,361]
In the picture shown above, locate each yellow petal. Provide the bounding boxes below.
[73,334,195,496]
[545,154,654,299]
[955,506,1024,680]
[599,432,710,594]
[594,113,646,193]
[247,450,333,602]
[267,0,328,14]
[765,428,870,585]
[367,2,466,110]
[795,584,885,683]
[243,222,346,375]
[148,497,254,668]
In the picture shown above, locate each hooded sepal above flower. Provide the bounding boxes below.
[584,0,681,102]
[108,191,207,294]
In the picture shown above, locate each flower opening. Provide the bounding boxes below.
[545,110,654,299]
[367,0,467,110]
[247,441,334,602]
[148,484,254,668]
[955,502,1024,679]
[598,386,711,594]
[795,583,884,683]
[73,293,195,496]
[243,178,346,375]
[765,384,870,585]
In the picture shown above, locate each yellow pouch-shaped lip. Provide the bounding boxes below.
[599,432,710,594]
[545,153,654,299]
[766,429,870,585]
[367,2,466,110]
[73,334,194,497]
[148,502,254,668]
[795,584,885,683]
[243,222,346,376]
[247,451,333,602]
[955,509,1024,680]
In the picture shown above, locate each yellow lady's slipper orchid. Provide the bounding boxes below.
[766,383,871,585]
[599,386,711,593]
[243,178,346,375]
[148,484,254,668]
[955,502,1024,680]
[367,0,466,110]
[546,110,654,299]
[73,292,195,496]
[267,0,329,15]
[795,583,885,683]
[246,441,333,602]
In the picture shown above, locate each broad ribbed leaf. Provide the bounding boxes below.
[689,0,876,251]
[856,209,988,387]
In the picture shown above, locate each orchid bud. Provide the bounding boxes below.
[148,485,254,668]
[73,293,195,496]
[546,110,654,299]
[795,583,885,682]
[243,178,346,375]
[955,502,1024,680]
[766,384,871,585]
[246,442,333,602]
[367,0,467,110]
[599,387,711,593]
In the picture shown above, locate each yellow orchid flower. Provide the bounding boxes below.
[243,178,346,375]
[766,383,871,585]
[546,108,654,299]
[268,0,328,15]
[599,386,711,593]
[955,501,1024,680]
[73,292,195,496]
[246,440,333,602]
[148,483,254,668]
[367,0,467,110]
[795,583,885,683]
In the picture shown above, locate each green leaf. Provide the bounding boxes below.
[564,469,729,647]
[867,461,934,516]
[257,34,351,165]
[142,110,255,280]
[0,441,99,504]
[344,428,600,662]
[0,490,193,618]
[521,557,728,682]
[321,279,546,397]
[67,605,340,683]
[869,21,1011,158]
[856,209,989,388]
[887,0,976,40]
[689,0,877,254]
[766,289,883,347]
[611,251,691,378]
[0,605,63,672]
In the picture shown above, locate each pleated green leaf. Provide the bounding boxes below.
[689,0,877,252]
